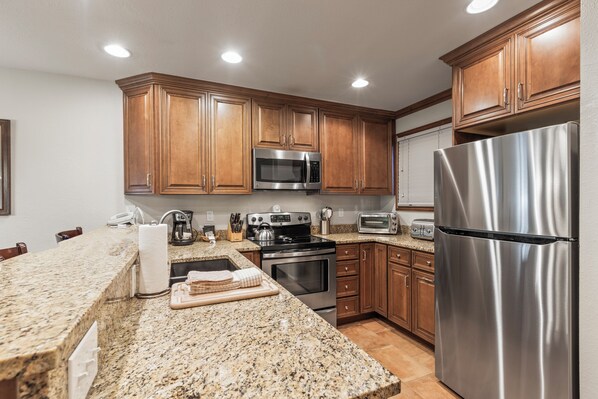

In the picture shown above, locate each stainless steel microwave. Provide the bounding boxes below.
[253,148,321,190]
[357,212,399,234]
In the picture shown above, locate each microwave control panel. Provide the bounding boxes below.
[309,161,320,183]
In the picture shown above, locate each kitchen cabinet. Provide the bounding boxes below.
[252,99,318,151]
[159,86,208,194]
[412,269,435,344]
[374,243,388,317]
[359,243,375,313]
[412,250,434,273]
[443,0,580,131]
[337,296,360,318]
[320,110,393,195]
[123,84,155,194]
[338,275,360,298]
[209,94,252,194]
[239,250,261,268]
[388,262,411,330]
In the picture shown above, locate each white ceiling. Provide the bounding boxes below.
[0,0,540,110]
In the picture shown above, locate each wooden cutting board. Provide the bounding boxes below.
[170,280,279,309]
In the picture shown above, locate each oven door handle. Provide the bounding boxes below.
[262,248,336,259]
[304,152,311,189]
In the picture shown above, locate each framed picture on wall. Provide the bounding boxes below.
[0,119,11,215]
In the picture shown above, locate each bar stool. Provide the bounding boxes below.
[55,227,83,243]
[0,242,28,261]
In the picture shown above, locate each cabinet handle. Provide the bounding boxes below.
[359,180,363,190]
[354,179,358,190]
[345,305,349,310]
[289,135,295,146]
[201,175,206,189]
[211,175,215,188]
[426,260,432,266]
[345,285,349,290]
[396,253,401,259]
[344,250,349,255]
[406,276,410,288]
[344,266,349,271]
[362,250,366,261]
[282,135,287,146]
[517,82,524,101]
[146,173,151,187]
[503,87,509,106]
[279,134,284,146]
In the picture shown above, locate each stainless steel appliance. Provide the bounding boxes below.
[410,219,434,241]
[357,212,399,234]
[434,122,579,399]
[246,212,337,326]
[253,148,321,190]
[319,206,333,235]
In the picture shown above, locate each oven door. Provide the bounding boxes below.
[262,249,336,310]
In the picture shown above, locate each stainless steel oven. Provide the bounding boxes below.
[262,248,337,326]
[253,148,321,190]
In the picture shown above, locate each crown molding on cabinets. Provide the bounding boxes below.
[394,89,452,119]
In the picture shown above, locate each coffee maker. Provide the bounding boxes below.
[171,210,194,246]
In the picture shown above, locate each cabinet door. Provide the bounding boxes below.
[374,243,388,317]
[252,99,286,149]
[319,110,359,193]
[359,243,375,313]
[359,117,393,195]
[412,269,435,344]
[516,6,580,111]
[388,263,411,330]
[209,94,252,194]
[240,250,261,268]
[288,104,318,151]
[159,87,208,194]
[124,85,155,194]
[454,38,513,128]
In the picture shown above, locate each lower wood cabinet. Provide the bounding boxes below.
[337,296,360,318]
[374,243,388,317]
[388,262,411,330]
[412,269,435,344]
[359,243,375,313]
[239,250,261,268]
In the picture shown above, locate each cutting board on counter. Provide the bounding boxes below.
[170,280,279,309]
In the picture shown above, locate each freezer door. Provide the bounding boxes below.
[434,122,579,238]
[435,229,578,399]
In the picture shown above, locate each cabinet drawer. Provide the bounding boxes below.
[337,260,359,277]
[413,251,434,273]
[337,296,360,318]
[388,246,411,266]
[337,276,359,298]
[337,244,360,260]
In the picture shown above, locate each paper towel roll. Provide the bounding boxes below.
[138,224,169,295]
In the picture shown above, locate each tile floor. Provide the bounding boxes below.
[338,318,459,399]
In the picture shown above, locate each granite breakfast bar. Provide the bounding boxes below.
[0,226,401,398]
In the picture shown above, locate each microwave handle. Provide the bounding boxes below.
[304,152,311,189]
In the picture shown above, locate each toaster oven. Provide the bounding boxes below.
[357,212,399,234]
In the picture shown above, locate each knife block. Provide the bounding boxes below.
[227,224,243,242]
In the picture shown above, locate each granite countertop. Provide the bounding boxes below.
[89,240,401,398]
[0,226,139,380]
[314,232,435,253]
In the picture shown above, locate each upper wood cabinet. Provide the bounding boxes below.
[516,5,580,111]
[159,86,208,194]
[443,0,580,130]
[252,99,318,151]
[320,110,359,193]
[210,94,252,194]
[320,110,393,195]
[123,85,155,194]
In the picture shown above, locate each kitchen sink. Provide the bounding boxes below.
[169,259,239,286]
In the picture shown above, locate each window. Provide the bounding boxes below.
[397,123,452,208]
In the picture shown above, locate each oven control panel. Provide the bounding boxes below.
[247,212,311,227]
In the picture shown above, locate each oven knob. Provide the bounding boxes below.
[298,216,303,221]
[258,217,263,222]
[251,217,257,222]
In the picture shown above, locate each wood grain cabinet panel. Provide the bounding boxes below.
[336,260,359,277]
[252,99,286,149]
[454,38,513,128]
[374,243,388,317]
[287,104,318,151]
[388,246,411,266]
[209,94,252,194]
[359,117,393,195]
[159,87,208,194]
[359,243,375,313]
[239,250,261,268]
[320,110,359,193]
[412,251,434,273]
[388,263,411,330]
[336,244,360,261]
[338,275,360,298]
[123,85,155,194]
[516,7,580,111]
[337,296,360,318]
[412,269,435,344]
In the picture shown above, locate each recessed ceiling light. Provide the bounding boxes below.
[352,78,369,88]
[103,44,131,58]
[466,0,499,14]
[221,51,243,64]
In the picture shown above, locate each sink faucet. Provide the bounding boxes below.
[159,209,191,230]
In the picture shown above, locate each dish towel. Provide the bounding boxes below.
[232,268,263,288]
[186,270,240,295]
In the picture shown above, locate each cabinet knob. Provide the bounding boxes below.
[344,266,349,271]
[344,305,349,310]
[396,254,401,258]
[345,285,349,290]
[426,260,432,265]
[344,250,349,255]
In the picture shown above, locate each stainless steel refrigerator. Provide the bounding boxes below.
[434,122,579,399]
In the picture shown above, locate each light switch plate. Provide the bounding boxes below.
[206,211,214,221]
[338,208,344,217]
[68,321,99,399]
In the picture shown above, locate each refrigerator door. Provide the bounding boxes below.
[434,122,579,238]
[435,229,578,399]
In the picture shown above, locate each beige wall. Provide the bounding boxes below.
[580,0,598,397]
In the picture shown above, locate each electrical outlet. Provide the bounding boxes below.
[338,208,344,217]
[207,211,214,221]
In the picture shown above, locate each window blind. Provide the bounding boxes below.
[397,123,452,207]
